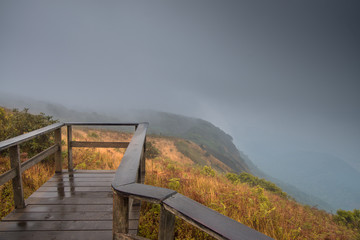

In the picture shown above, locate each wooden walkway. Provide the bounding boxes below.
[0,170,141,240]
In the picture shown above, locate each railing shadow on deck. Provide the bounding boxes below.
[0,122,273,240]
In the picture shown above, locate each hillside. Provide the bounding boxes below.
[0,96,336,210]
[0,95,250,173]
[262,151,360,211]
[0,110,358,239]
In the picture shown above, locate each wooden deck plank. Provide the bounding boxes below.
[52,173,115,178]
[3,212,112,221]
[0,220,139,232]
[36,186,112,192]
[0,221,112,231]
[41,181,112,187]
[28,191,113,198]
[47,177,114,182]
[0,231,112,240]
[13,204,113,213]
[0,170,141,240]
[26,197,113,205]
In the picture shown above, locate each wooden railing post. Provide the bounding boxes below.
[158,205,175,240]
[141,139,146,184]
[54,128,62,173]
[113,190,129,240]
[9,145,25,209]
[67,125,73,172]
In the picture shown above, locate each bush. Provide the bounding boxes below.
[201,165,216,177]
[226,172,288,198]
[0,107,57,157]
[334,209,360,230]
[146,142,160,159]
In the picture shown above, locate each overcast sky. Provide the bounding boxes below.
[1,0,360,172]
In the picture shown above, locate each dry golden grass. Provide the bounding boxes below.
[143,156,357,240]
[1,128,358,239]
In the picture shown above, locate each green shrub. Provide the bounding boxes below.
[146,142,160,159]
[201,165,216,177]
[334,209,360,230]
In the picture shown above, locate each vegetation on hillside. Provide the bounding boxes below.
[0,107,57,157]
[0,107,57,217]
[226,172,289,198]
[0,109,359,239]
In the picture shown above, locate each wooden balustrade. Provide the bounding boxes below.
[0,121,273,240]
[0,123,65,208]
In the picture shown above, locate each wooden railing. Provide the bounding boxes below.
[0,122,273,240]
[111,123,273,240]
[0,122,64,209]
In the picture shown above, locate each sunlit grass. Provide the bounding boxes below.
[0,128,358,239]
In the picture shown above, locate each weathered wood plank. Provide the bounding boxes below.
[0,231,112,240]
[114,183,176,204]
[29,191,113,198]
[113,123,148,186]
[0,220,112,231]
[48,177,114,182]
[60,169,116,173]
[55,128,62,173]
[158,205,175,240]
[0,168,17,186]
[21,144,59,172]
[67,125,73,171]
[36,186,112,192]
[71,141,129,148]
[0,123,64,151]
[42,181,111,187]
[13,204,112,213]
[26,197,113,205]
[65,122,138,126]
[10,145,25,209]
[3,212,112,221]
[53,173,115,178]
[164,193,273,240]
[113,191,129,239]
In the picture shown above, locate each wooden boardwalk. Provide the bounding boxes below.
[0,170,141,240]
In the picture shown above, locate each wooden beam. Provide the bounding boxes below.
[71,141,129,148]
[163,193,273,240]
[9,145,25,209]
[65,122,139,126]
[0,123,64,151]
[67,125,73,172]
[113,190,129,240]
[0,168,17,186]
[113,123,148,186]
[113,184,176,205]
[158,205,175,240]
[54,128,62,173]
[21,144,59,172]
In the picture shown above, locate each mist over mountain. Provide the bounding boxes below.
[260,151,360,211]
[0,93,342,211]
[0,93,249,173]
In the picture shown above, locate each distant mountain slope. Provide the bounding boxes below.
[239,151,334,211]
[262,151,360,211]
[1,94,343,211]
[0,94,249,173]
[120,110,250,173]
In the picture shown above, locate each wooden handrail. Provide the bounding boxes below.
[111,123,273,240]
[0,122,136,210]
[0,123,64,209]
[0,121,273,239]
[0,123,64,151]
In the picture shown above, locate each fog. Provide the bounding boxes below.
[1,1,360,178]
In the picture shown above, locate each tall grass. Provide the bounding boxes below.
[0,128,358,239]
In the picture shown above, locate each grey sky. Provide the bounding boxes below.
[1,1,360,172]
